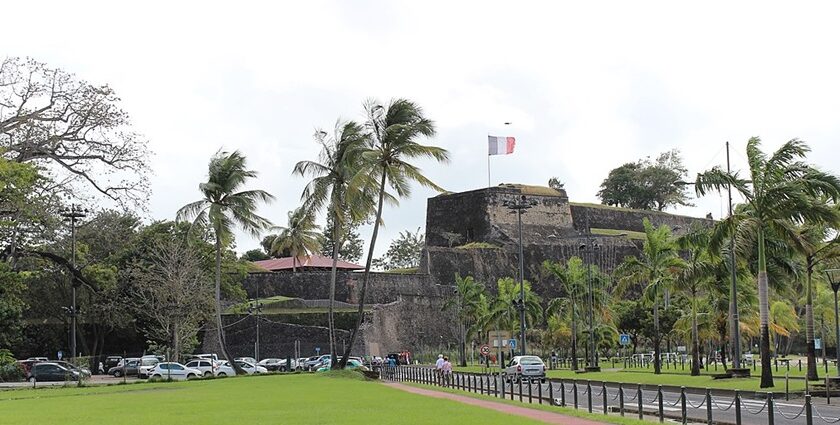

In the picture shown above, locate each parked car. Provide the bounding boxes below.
[148,362,202,381]
[192,353,218,362]
[503,355,546,382]
[138,356,161,379]
[184,359,217,377]
[108,358,140,377]
[214,361,236,377]
[26,357,48,362]
[315,359,366,372]
[29,362,80,382]
[257,358,284,372]
[226,360,267,374]
[304,355,330,371]
[235,357,257,365]
[53,361,92,378]
[104,356,123,372]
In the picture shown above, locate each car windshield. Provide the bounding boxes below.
[141,359,158,366]
[519,357,543,365]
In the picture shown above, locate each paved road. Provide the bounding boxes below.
[397,368,840,425]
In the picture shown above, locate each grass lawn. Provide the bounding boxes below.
[0,373,558,425]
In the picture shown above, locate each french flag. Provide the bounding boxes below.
[488,136,516,155]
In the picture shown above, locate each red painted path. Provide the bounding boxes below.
[383,382,609,425]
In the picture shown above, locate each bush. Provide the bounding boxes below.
[0,349,23,382]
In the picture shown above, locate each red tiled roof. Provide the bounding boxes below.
[251,255,364,272]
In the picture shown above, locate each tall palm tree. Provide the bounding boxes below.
[695,137,840,387]
[270,207,322,272]
[790,224,840,380]
[544,257,587,370]
[177,150,274,374]
[292,121,373,367]
[442,274,486,367]
[485,277,542,341]
[338,98,450,368]
[615,218,685,374]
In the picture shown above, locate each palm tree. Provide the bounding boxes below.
[615,218,685,374]
[177,150,274,374]
[695,137,840,387]
[292,121,372,367]
[338,98,450,368]
[270,207,322,272]
[442,274,486,367]
[790,224,840,380]
[544,257,587,370]
[485,277,542,342]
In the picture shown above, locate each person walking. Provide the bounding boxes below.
[442,356,453,387]
[435,354,444,385]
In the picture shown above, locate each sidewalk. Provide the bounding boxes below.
[383,382,609,425]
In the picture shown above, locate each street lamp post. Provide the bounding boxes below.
[248,299,263,362]
[579,229,601,372]
[60,204,88,361]
[504,195,536,356]
[825,269,840,376]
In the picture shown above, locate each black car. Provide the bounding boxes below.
[104,356,123,372]
[108,358,140,377]
[29,363,80,382]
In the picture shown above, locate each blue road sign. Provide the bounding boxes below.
[508,339,517,349]
[315,347,321,354]
[816,338,822,350]
[619,334,631,346]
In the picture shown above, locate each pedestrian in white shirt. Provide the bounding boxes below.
[435,354,444,384]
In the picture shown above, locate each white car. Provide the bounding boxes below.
[235,357,257,365]
[229,360,267,374]
[504,355,546,382]
[148,362,202,381]
[138,356,161,379]
[213,361,236,377]
[184,359,217,377]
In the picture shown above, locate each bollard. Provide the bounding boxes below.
[587,381,593,413]
[528,378,533,404]
[767,393,775,425]
[657,385,664,423]
[561,380,566,407]
[602,382,608,415]
[548,380,554,406]
[637,385,644,421]
[799,359,802,371]
[538,379,543,404]
[519,378,523,402]
[734,390,742,425]
[774,358,778,372]
[805,394,813,425]
[619,384,625,416]
[706,388,712,425]
[680,387,687,425]
[574,381,579,409]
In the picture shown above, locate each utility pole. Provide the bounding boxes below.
[60,204,88,361]
[580,219,601,372]
[727,142,743,371]
[248,299,262,362]
[504,194,536,356]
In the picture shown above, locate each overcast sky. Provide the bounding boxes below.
[4,1,840,260]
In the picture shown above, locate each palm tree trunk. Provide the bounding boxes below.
[328,218,340,369]
[654,296,661,375]
[339,170,387,368]
[806,255,819,380]
[758,229,774,388]
[571,300,578,370]
[215,236,243,375]
[459,320,467,367]
[691,291,700,376]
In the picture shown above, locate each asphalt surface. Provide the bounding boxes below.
[395,368,840,425]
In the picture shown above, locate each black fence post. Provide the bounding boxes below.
[767,393,775,425]
[637,384,643,421]
[480,375,484,394]
[528,378,533,403]
[619,384,625,416]
[805,394,813,425]
[602,382,608,415]
[510,378,514,400]
[734,390,742,425]
[658,385,664,423]
[494,373,498,396]
[518,378,523,402]
[548,380,554,406]
[799,359,802,371]
[706,388,713,425]
[501,375,505,398]
[538,379,543,404]
[680,387,687,425]
[574,381,579,409]
[587,381,593,413]
[561,380,566,407]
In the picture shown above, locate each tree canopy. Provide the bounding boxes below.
[597,149,693,211]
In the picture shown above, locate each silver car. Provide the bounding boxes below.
[504,355,546,382]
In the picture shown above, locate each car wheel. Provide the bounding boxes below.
[114,370,122,378]
[187,373,196,379]
[279,366,286,372]
[151,374,161,380]
[217,372,226,377]
[203,371,212,377]
[28,376,35,383]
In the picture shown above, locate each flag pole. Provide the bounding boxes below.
[487,153,491,188]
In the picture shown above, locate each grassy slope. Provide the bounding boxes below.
[0,374,554,425]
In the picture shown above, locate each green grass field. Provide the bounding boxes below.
[0,373,557,425]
